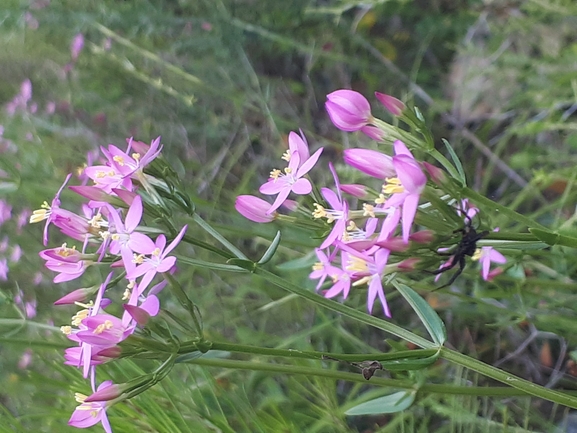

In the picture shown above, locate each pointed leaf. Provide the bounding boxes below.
[258,231,282,265]
[394,283,446,346]
[345,391,415,415]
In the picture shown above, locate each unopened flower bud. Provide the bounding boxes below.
[374,92,405,116]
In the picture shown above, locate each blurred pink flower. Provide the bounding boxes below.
[325,90,373,131]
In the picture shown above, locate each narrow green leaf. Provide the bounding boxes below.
[381,351,440,371]
[442,138,466,186]
[394,282,447,346]
[345,391,416,415]
[226,258,256,272]
[530,228,577,248]
[257,231,281,264]
[530,228,559,246]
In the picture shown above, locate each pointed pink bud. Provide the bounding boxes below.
[395,258,421,272]
[325,90,372,131]
[84,383,124,402]
[374,92,405,116]
[376,237,410,252]
[235,195,276,223]
[54,287,94,305]
[281,199,299,212]
[360,125,386,141]
[422,162,447,186]
[340,184,368,199]
[409,230,435,244]
[95,346,122,359]
[343,149,395,179]
[69,186,115,203]
[123,304,151,326]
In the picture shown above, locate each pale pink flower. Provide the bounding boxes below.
[127,225,187,293]
[259,148,323,214]
[325,90,373,131]
[68,381,113,433]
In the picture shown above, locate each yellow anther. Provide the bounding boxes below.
[383,177,404,194]
[29,208,48,223]
[122,288,131,301]
[74,392,88,403]
[94,320,113,334]
[363,204,376,218]
[281,150,291,162]
[61,325,72,335]
[132,254,145,264]
[113,155,125,166]
[132,152,141,161]
[270,169,281,180]
[375,193,386,205]
[312,203,327,220]
[312,262,323,271]
[284,167,292,174]
[472,249,482,261]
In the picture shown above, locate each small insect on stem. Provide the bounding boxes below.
[430,213,489,289]
[322,355,383,380]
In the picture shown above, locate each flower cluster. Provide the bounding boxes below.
[30,137,186,431]
[236,90,507,317]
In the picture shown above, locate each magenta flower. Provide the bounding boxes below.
[84,164,133,194]
[476,246,507,281]
[343,149,395,179]
[235,195,276,223]
[107,196,156,273]
[40,244,89,283]
[259,148,323,214]
[340,244,392,316]
[310,248,340,291]
[76,313,134,347]
[374,92,405,116]
[127,225,187,293]
[285,130,311,163]
[29,173,72,245]
[384,141,427,243]
[68,380,113,433]
[325,90,373,131]
[313,163,349,249]
[70,33,84,61]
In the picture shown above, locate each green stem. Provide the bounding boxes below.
[192,213,248,260]
[181,234,235,259]
[253,268,434,348]
[428,148,462,181]
[461,187,549,231]
[253,267,577,408]
[440,348,577,409]
[179,340,437,363]
[164,273,203,338]
[186,358,575,398]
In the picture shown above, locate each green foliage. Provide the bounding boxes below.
[2,0,577,432]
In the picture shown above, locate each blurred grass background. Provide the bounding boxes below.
[2,0,577,431]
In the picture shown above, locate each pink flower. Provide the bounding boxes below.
[325,90,372,131]
[383,141,427,243]
[343,149,395,179]
[76,313,134,347]
[70,33,84,61]
[313,163,349,249]
[340,243,392,316]
[477,246,507,281]
[127,225,187,293]
[68,381,113,433]
[106,196,156,273]
[235,195,276,223]
[29,173,72,245]
[374,92,405,116]
[259,148,323,214]
[39,244,90,283]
